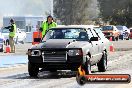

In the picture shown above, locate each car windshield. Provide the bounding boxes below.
[102,26,113,31]
[116,26,123,30]
[43,28,89,41]
[1,29,9,33]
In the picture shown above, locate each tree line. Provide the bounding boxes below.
[54,0,99,25]
[54,0,132,27]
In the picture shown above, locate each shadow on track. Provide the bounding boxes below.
[1,70,99,79]
[1,71,77,79]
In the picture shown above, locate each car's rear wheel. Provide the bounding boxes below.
[21,41,24,44]
[126,37,130,40]
[115,36,119,41]
[28,62,39,77]
[97,51,107,72]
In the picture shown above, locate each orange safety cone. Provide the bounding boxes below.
[109,43,114,52]
[32,31,42,45]
[5,45,11,53]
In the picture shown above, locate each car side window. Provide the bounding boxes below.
[94,28,106,39]
[124,26,128,30]
[87,29,94,39]
[90,28,98,37]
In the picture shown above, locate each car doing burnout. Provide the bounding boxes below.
[27,25,110,77]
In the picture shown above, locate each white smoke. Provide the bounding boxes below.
[0,0,53,26]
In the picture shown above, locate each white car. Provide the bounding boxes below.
[27,25,110,77]
[1,28,26,44]
[0,33,4,52]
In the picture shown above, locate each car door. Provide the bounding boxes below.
[94,28,105,59]
[87,29,99,64]
[90,28,102,63]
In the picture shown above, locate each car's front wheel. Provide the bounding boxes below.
[28,62,39,77]
[97,51,107,72]
[83,55,91,75]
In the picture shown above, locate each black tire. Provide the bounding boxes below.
[82,56,91,75]
[6,39,9,45]
[28,62,39,77]
[0,49,3,52]
[115,37,119,41]
[21,41,24,44]
[97,51,107,72]
[112,36,115,41]
[76,74,86,86]
[0,45,3,52]
[126,37,130,40]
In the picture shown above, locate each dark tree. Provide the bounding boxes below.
[98,0,132,27]
[54,0,99,25]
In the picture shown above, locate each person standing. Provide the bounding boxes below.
[5,19,16,53]
[40,15,57,38]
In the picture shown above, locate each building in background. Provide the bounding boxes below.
[0,0,54,26]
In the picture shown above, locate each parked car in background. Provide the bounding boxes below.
[1,27,26,44]
[27,25,110,77]
[129,28,132,39]
[102,25,119,41]
[0,33,4,52]
[116,26,130,40]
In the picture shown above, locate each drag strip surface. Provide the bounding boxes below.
[0,51,132,88]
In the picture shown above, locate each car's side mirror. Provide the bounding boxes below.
[90,37,98,42]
